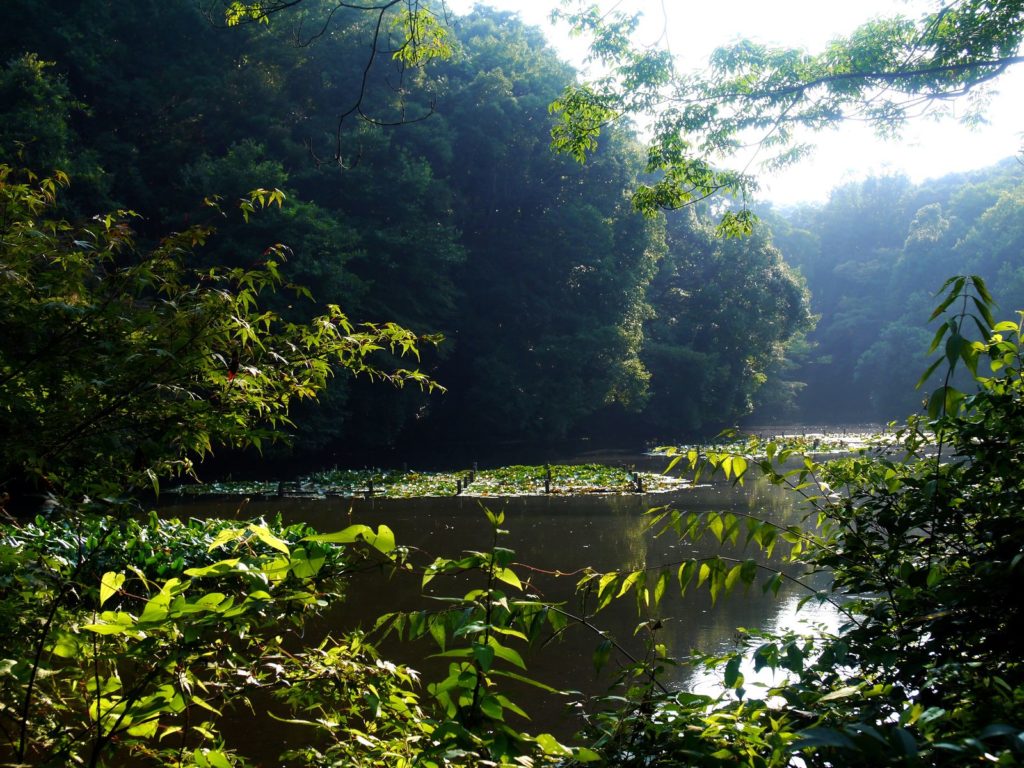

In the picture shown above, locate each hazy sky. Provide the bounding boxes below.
[445,0,1024,205]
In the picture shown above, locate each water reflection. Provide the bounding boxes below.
[161,473,832,749]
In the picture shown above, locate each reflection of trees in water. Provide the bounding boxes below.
[633,473,823,686]
[743,472,805,522]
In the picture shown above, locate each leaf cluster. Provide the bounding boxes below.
[571,276,1024,765]
[0,166,439,502]
[553,1,1024,222]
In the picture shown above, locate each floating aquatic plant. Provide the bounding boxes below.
[167,463,687,499]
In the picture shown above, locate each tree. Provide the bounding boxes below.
[0,166,438,502]
[572,276,1024,766]
[639,209,812,435]
[402,9,665,441]
[551,1,1024,222]
[200,0,456,165]
[757,160,1024,422]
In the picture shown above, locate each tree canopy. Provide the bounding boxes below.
[760,159,1024,422]
[551,0,1024,222]
[0,0,811,455]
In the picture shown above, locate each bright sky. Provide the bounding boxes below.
[446,0,1024,205]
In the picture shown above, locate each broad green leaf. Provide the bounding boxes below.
[303,525,373,545]
[247,523,290,555]
[428,617,447,651]
[478,694,503,720]
[697,562,711,588]
[473,643,495,672]
[207,527,244,552]
[289,548,326,579]
[535,733,572,757]
[819,684,860,702]
[49,633,80,658]
[368,524,396,554]
[495,567,522,590]
[127,718,159,738]
[82,623,130,635]
[723,654,743,689]
[184,559,241,577]
[100,571,125,608]
[488,637,526,669]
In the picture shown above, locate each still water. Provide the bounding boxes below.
[161,470,834,757]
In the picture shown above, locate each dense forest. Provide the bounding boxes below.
[760,160,1024,423]
[0,0,811,458]
[3,1,1024,766]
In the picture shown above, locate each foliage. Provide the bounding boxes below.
[563,275,1024,765]
[369,508,599,766]
[4,268,1024,767]
[551,1,1024,221]
[639,209,813,435]
[0,506,408,766]
[0,0,817,449]
[0,166,438,500]
[168,463,687,498]
[761,160,1024,422]
[0,502,608,766]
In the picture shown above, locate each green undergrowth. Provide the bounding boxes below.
[167,463,688,499]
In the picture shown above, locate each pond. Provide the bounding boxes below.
[159,460,835,760]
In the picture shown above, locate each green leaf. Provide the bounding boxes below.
[916,356,944,389]
[617,570,642,598]
[495,567,522,590]
[488,637,526,669]
[430,648,474,661]
[724,654,744,689]
[82,623,130,635]
[49,633,80,658]
[535,733,573,757]
[99,571,125,608]
[819,684,860,702]
[725,564,743,592]
[794,727,857,750]
[205,750,233,768]
[970,274,994,305]
[927,386,964,419]
[127,718,160,738]
[247,523,290,555]
[473,643,495,672]
[303,525,372,545]
[732,456,748,480]
[929,293,959,322]
[428,617,447,651]
[697,562,711,588]
[184,559,241,577]
[289,548,325,579]
[369,524,396,554]
[593,639,612,674]
[490,669,564,694]
[972,296,995,331]
[478,694,503,720]
[207,527,244,552]
[762,572,783,597]
[678,560,697,594]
